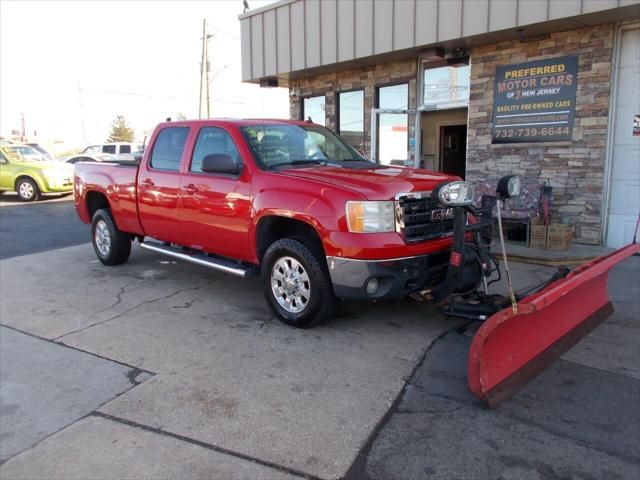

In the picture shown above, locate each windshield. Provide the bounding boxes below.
[239,124,372,170]
[3,145,47,162]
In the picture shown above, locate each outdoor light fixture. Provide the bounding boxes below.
[497,175,521,199]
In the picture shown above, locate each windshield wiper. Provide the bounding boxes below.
[268,159,335,170]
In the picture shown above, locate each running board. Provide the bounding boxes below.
[140,241,256,278]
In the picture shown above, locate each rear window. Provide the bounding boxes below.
[119,145,131,154]
[150,127,189,171]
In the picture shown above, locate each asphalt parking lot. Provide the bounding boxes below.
[0,196,639,479]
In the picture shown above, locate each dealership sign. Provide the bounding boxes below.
[492,56,578,143]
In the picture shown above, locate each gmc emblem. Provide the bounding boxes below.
[431,208,454,222]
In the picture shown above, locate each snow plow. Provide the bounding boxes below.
[419,176,639,407]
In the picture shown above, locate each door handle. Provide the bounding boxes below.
[183,183,198,194]
[141,178,154,187]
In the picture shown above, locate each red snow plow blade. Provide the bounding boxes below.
[468,243,640,408]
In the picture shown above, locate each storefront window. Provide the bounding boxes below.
[423,65,470,108]
[338,90,364,151]
[302,95,326,126]
[377,83,408,165]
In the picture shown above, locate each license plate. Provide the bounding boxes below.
[430,208,454,222]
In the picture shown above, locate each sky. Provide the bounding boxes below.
[0,0,286,149]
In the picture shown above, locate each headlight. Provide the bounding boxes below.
[497,175,521,198]
[44,170,65,183]
[432,181,475,207]
[346,201,395,233]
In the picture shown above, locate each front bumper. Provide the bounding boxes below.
[326,251,450,300]
[43,176,74,193]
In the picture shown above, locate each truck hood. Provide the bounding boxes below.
[277,165,458,200]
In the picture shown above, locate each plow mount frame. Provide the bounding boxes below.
[468,242,639,408]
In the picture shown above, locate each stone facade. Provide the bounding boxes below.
[467,24,615,244]
[289,59,417,155]
[288,24,616,245]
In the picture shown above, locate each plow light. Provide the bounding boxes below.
[433,181,475,207]
[497,175,521,199]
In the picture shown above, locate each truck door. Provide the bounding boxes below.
[137,126,190,244]
[178,126,252,261]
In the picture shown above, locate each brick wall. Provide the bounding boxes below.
[289,59,417,155]
[467,24,615,244]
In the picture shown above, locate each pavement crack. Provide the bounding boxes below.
[90,412,318,479]
[54,281,216,342]
[93,281,139,315]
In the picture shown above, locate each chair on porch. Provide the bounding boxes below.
[473,179,549,244]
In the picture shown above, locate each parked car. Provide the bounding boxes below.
[66,153,118,164]
[82,142,137,161]
[0,145,74,201]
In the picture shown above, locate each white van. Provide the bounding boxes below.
[81,142,137,161]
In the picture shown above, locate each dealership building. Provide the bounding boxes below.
[240,0,640,247]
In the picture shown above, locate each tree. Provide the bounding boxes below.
[106,115,135,142]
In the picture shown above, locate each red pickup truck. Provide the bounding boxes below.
[75,119,463,327]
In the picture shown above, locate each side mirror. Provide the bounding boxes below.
[133,152,143,162]
[201,154,242,176]
[496,175,521,199]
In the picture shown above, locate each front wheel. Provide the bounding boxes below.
[91,209,132,265]
[16,178,40,202]
[262,238,337,328]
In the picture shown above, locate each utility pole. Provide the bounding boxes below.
[78,82,87,144]
[20,113,26,142]
[198,19,214,118]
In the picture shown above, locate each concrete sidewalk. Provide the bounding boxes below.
[505,239,615,266]
[0,243,457,479]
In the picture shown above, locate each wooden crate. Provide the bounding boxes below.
[529,217,548,249]
[547,224,573,251]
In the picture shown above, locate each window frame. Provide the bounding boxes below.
[300,94,327,126]
[187,126,244,177]
[148,126,190,172]
[336,87,365,136]
[422,58,470,110]
[374,82,410,165]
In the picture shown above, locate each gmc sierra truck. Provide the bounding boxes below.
[74,119,464,327]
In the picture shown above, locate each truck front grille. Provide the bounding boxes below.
[396,194,454,243]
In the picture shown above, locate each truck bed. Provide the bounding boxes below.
[74,161,144,236]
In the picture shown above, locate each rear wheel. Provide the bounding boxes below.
[16,178,40,202]
[262,237,336,328]
[91,208,131,265]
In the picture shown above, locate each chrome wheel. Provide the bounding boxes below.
[18,181,34,200]
[94,220,111,257]
[270,256,311,314]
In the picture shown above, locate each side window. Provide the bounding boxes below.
[119,145,131,154]
[150,127,189,171]
[190,127,240,173]
[102,145,116,154]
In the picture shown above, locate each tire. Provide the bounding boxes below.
[261,237,337,328]
[16,178,40,202]
[91,208,132,266]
